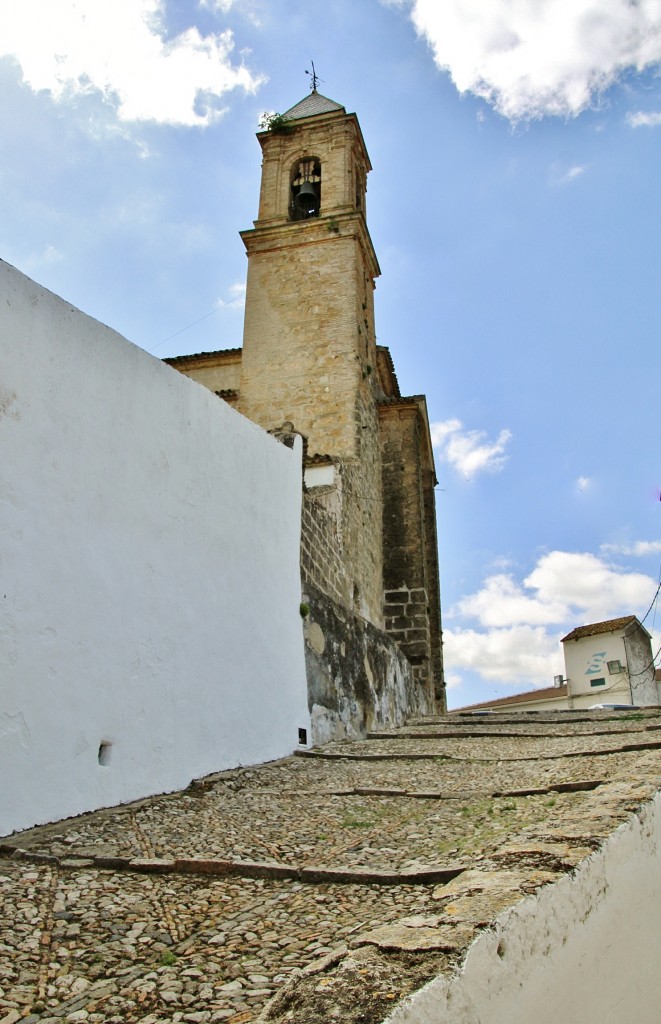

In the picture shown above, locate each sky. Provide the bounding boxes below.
[1,0,660,708]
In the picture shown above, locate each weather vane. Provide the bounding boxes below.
[305,61,322,92]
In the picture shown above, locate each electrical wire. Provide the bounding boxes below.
[150,295,244,352]
[640,579,661,626]
[628,642,661,678]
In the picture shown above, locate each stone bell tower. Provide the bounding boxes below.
[238,91,384,625]
[165,88,445,714]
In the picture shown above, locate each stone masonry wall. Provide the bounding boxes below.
[165,352,242,393]
[422,456,445,701]
[380,402,440,709]
[256,115,369,224]
[301,581,432,745]
[301,456,383,626]
[239,227,373,458]
[301,486,348,610]
[384,584,432,682]
[239,111,384,627]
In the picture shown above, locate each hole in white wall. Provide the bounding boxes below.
[298,728,308,745]
[98,742,112,766]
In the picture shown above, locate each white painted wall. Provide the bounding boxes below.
[304,464,335,488]
[0,259,309,837]
[385,791,661,1024]
[564,631,632,702]
[626,628,658,705]
[563,624,656,707]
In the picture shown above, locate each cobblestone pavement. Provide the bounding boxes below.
[3,711,661,1024]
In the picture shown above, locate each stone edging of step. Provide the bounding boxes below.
[295,739,661,763]
[0,844,467,887]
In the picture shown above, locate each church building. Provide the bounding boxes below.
[166,90,446,725]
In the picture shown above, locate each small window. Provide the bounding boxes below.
[290,158,321,220]
[590,678,606,688]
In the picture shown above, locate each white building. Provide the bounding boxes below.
[452,614,658,714]
[561,615,658,708]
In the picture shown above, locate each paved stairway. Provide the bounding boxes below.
[2,710,661,1024]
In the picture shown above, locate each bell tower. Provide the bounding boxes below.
[239,91,379,456]
[238,91,384,625]
[165,88,445,712]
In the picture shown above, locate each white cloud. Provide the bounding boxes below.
[457,550,657,631]
[601,540,661,557]
[200,0,237,10]
[430,418,511,478]
[0,0,264,127]
[526,550,656,621]
[199,0,264,27]
[446,549,658,689]
[576,475,591,491]
[627,111,661,127]
[444,625,563,686]
[552,164,587,186]
[224,282,246,308]
[454,573,568,627]
[43,245,64,264]
[404,0,661,121]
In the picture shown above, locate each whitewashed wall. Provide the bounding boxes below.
[563,631,632,703]
[564,625,656,707]
[386,791,661,1024]
[0,259,309,837]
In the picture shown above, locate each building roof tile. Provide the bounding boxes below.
[282,91,345,121]
[164,348,242,365]
[561,616,639,643]
[453,683,568,712]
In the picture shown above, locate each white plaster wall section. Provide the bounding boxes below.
[564,632,632,702]
[304,464,335,488]
[383,791,661,1024]
[626,628,657,705]
[0,258,310,836]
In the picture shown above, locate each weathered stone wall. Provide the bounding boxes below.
[301,485,348,610]
[625,625,658,705]
[301,582,432,745]
[380,400,443,709]
[301,459,383,626]
[384,585,432,677]
[422,458,444,699]
[255,113,370,223]
[239,110,384,627]
[238,226,375,457]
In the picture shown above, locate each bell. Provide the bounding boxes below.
[295,180,319,215]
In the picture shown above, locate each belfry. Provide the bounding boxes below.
[166,88,446,732]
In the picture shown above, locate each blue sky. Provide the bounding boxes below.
[1,0,659,707]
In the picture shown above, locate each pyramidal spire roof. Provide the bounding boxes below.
[282,91,345,121]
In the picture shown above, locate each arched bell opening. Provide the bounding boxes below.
[290,158,321,221]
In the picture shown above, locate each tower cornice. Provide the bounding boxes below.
[240,210,381,281]
[257,110,372,173]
